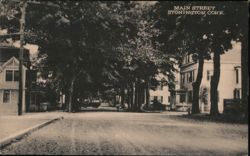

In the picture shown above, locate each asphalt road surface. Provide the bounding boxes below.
[1,111,248,155]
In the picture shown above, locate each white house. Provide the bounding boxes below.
[0,47,30,115]
[173,42,242,113]
[149,73,171,109]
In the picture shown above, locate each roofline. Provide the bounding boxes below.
[0,56,27,72]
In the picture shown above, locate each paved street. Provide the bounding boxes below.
[0,110,248,155]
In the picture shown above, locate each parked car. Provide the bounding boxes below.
[80,98,101,108]
[148,99,166,111]
[89,99,101,108]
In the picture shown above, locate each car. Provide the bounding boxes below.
[89,99,101,108]
[80,98,101,108]
[149,99,166,111]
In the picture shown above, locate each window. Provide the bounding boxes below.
[3,90,11,103]
[207,70,213,81]
[188,71,194,83]
[168,96,171,103]
[5,70,13,81]
[207,70,210,81]
[234,89,241,99]
[158,96,163,103]
[5,70,19,82]
[236,69,239,84]
[14,70,19,81]
[180,94,186,103]
[188,91,193,103]
[181,73,185,84]
[191,71,193,82]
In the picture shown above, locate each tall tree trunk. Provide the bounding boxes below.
[170,91,176,111]
[192,57,204,114]
[142,83,145,104]
[64,89,69,111]
[241,38,248,119]
[240,2,249,121]
[120,86,125,108]
[145,77,150,108]
[128,84,131,111]
[68,75,76,112]
[139,83,145,111]
[128,82,134,111]
[132,82,136,111]
[113,95,116,106]
[136,83,142,112]
[127,84,131,111]
[63,84,70,111]
[210,52,220,115]
[134,81,139,111]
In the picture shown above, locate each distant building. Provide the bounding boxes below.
[0,46,30,115]
[112,73,171,109]
[149,74,171,109]
[172,43,242,113]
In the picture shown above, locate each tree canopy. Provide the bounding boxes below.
[0,1,247,114]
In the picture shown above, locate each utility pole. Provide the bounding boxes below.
[1,0,58,116]
[18,0,27,116]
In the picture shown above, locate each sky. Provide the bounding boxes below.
[221,41,241,62]
[13,41,39,58]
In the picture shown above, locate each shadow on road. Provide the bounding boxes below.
[174,114,248,124]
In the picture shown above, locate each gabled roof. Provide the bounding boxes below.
[0,57,27,72]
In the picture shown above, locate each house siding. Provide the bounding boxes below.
[174,42,241,113]
[150,85,170,105]
[0,57,27,116]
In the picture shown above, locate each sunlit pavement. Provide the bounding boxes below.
[0,108,248,155]
[0,112,63,140]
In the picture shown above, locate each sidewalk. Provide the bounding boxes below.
[0,112,64,144]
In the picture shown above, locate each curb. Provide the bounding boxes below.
[0,116,64,149]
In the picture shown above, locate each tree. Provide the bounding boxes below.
[153,1,248,115]
[153,1,212,114]
[29,1,144,112]
[1,1,181,113]
[24,1,121,112]
[199,2,248,115]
